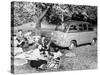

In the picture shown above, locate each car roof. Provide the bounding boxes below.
[64,20,90,26]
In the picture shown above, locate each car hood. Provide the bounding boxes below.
[51,31,66,46]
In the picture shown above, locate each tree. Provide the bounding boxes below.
[12,2,97,27]
[35,6,50,29]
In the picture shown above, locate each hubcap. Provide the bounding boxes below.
[69,43,75,50]
[92,40,96,45]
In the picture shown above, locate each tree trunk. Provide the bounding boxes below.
[35,6,50,35]
[61,12,64,30]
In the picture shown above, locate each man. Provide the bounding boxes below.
[16,29,23,41]
[13,35,23,56]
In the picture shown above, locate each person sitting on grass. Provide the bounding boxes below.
[13,35,23,56]
[16,29,23,41]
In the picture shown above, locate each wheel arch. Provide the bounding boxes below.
[70,40,77,44]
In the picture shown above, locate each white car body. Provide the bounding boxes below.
[51,21,97,47]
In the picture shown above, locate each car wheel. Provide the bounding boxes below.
[91,39,96,45]
[69,41,77,50]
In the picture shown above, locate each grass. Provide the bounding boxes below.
[12,23,97,74]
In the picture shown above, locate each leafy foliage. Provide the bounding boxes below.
[11,2,97,26]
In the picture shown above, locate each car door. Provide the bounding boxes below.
[82,23,90,43]
[86,24,96,42]
[78,23,88,44]
[64,24,79,46]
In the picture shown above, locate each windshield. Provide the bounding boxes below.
[55,25,68,32]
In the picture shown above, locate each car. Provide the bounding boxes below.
[51,20,97,50]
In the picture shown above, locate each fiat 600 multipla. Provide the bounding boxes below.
[51,20,97,50]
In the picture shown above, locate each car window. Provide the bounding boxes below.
[69,25,78,32]
[79,24,83,31]
[83,24,88,31]
[88,24,93,31]
[69,25,77,30]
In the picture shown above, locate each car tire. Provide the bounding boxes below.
[91,39,96,46]
[69,41,77,50]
